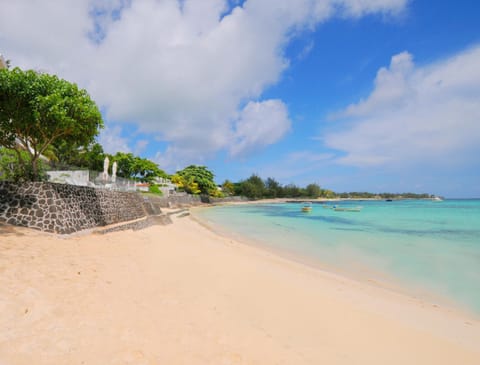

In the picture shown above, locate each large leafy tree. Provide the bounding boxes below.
[239,174,266,199]
[171,174,201,195]
[0,68,103,180]
[77,142,106,172]
[173,165,217,195]
[305,183,321,198]
[221,179,235,196]
[49,140,106,171]
[265,177,283,198]
[112,152,167,182]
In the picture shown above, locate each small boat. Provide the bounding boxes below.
[333,206,362,212]
[301,202,312,212]
[386,199,393,202]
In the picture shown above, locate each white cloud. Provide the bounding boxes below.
[0,0,408,169]
[286,150,334,163]
[335,0,407,17]
[230,99,291,157]
[97,125,131,154]
[325,45,480,168]
[134,139,149,155]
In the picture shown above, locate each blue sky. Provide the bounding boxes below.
[1,0,479,197]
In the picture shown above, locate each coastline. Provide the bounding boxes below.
[190,203,480,319]
[1,215,479,364]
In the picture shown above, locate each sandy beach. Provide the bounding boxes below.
[1,215,479,365]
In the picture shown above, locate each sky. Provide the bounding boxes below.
[1,0,479,197]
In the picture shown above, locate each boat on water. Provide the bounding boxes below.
[432,196,443,201]
[301,202,313,212]
[333,206,362,212]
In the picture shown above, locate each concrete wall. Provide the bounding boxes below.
[47,170,91,186]
[0,182,147,234]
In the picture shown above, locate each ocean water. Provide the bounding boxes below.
[194,200,480,315]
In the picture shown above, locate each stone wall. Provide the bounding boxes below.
[147,194,203,208]
[146,194,250,207]
[206,196,250,204]
[0,182,147,234]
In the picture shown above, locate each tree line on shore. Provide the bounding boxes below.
[0,65,435,200]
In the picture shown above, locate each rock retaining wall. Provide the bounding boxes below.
[146,194,203,208]
[0,182,147,234]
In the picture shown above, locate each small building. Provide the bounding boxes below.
[152,177,177,196]
[135,183,150,192]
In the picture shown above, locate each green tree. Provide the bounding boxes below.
[175,165,216,195]
[283,184,302,198]
[49,141,105,171]
[113,152,136,179]
[112,152,166,182]
[0,147,47,181]
[171,174,201,195]
[239,174,265,199]
[81,142,106,171]
[0,67,103,180]
[305,183,321,198]
[221,179,235,196]
[320,189,336,199]
[135,157,167,183]
[265,177,282,198]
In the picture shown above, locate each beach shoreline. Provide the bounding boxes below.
[190,205,479,319]
[191,202,480,320]
[1,215,479,364]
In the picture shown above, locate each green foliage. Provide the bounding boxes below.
[321,189,336,199]
[50,141,106,171]
[305,183,321,198]
[227,173,435,201]
[239,174,265,199]
[265,177,282,198]
[0,147,46,182]
[0,67,103,180]
[282,183,302,198]
[338,191,432,199]
[210,188,225,198]
[221,179,235,196]
[171,174,201,194]
[112,152,167,182]
[174,165,216,195]
[234,175,330,199]
[148,184,163,196]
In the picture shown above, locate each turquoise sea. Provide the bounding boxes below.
[194,200,480,315]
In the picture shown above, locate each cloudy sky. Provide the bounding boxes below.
[1,0,479,197]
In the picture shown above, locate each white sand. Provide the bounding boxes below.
[0,217,479,364]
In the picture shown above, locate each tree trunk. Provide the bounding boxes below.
[30,154,41,181]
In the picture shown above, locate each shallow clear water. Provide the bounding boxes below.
[195,200,480,315]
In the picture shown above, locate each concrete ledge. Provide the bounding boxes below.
[94,214,173,235]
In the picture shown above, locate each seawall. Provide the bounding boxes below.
[0,182,148,234]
